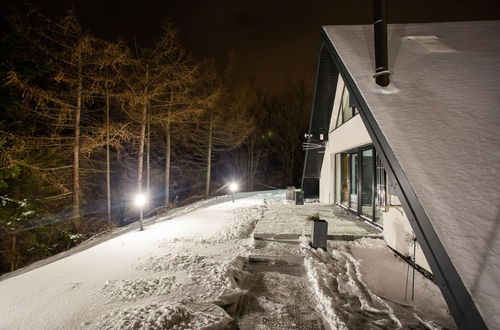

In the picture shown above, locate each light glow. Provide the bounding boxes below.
[229,182,238,193]
[134,193,147,207]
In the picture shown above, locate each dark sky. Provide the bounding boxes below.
[27,0,500,90]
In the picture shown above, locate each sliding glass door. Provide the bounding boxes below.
[339,153,349,207]
[349,152,358,211]
[374,154,386,225]
[335,145,386,226]
[361,148,374,219]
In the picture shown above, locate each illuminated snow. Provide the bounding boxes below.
[0,192,454,329]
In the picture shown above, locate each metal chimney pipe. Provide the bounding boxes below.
[373,0,390,87]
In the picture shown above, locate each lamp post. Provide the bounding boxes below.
[229,182,238,203]
[134,193,147,231]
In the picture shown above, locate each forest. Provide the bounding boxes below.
[0,4,310,274]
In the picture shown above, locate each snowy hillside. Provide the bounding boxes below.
[0,194,265,329]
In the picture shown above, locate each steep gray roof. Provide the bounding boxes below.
[322,21,500,329]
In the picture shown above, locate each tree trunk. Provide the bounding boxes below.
[164,118,171,206]
[146,104,150,207]
[137,66,149,196]
[137,103,147,194]
[73,57,82,224]
[9,234,16,272]
[205,111,213,198]
[105,87,112,223]
[249,138,254,191]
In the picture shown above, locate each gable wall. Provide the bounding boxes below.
[319,74,432,274]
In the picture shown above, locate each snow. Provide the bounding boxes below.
[323,21,500,328]
[349,238,452,326]
[0,193,267,329]
[254,198,381,238]
[0,191,454,329]
[302,237,454,329]
[91,302,228,330]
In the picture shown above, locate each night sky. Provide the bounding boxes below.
[28,0,500,89]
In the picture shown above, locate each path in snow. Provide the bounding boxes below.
[245,198,454,330]
[237,242,325,329]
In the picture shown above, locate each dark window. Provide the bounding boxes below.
[335,86,358,128]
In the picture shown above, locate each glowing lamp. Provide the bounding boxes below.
[134,192,147,231]
[134,193,147,207]
[229,182,238,193]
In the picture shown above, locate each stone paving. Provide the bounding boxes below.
[254,197,382,240]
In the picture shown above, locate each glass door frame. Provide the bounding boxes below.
[348,150,358,212]
[360,145,376,220]
[335,144,383,228]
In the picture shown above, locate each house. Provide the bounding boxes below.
[302,20,500,329]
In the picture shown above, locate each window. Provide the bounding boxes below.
[335,146,386,226]
[339,153,349,207]
[349,152,358,210]
[374,154,386,225]
[335,86,359,128]
[335,154,341,204]
[361,148,374,219]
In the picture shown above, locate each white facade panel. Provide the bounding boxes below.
[319,72,432,276]
[330,116,372,154]
[383,208,432,273]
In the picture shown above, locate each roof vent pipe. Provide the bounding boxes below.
[373,0,390,87]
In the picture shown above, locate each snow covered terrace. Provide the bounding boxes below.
[320,20,500,328]
[0,191,455,329]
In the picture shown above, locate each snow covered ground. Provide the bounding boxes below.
[303,237,455,329]
[254,199,381,239]
[0,194,266,329]
[0,191,454,329]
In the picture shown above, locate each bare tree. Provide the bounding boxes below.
[120,22,198,210]
[267,80,310,186]
[183,65,253,197]
[6,11,104,226]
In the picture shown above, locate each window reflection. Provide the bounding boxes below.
[335,86,358,128]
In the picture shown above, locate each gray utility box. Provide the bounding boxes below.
[286,186,296,200]
[311,220,328,250]
[295,190,304,205]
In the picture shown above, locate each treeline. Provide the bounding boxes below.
[0,5,310,273]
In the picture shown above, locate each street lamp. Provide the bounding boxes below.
[134,192,147,231]
[229,182,238,202]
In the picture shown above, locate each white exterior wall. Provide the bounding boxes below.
[320,115,372,204]
[319,74,432,273]
[320,75,372,203]
[383,208,432,272]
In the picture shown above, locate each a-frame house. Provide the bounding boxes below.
[302,20,500,329]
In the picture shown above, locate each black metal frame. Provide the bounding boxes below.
[360,145,375,220]
[319,29,486,329]
[301,43,339,198]
[372,146,377,222]
[350,151,357,211]
[332,85,359,132]
[336,145,383,228]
